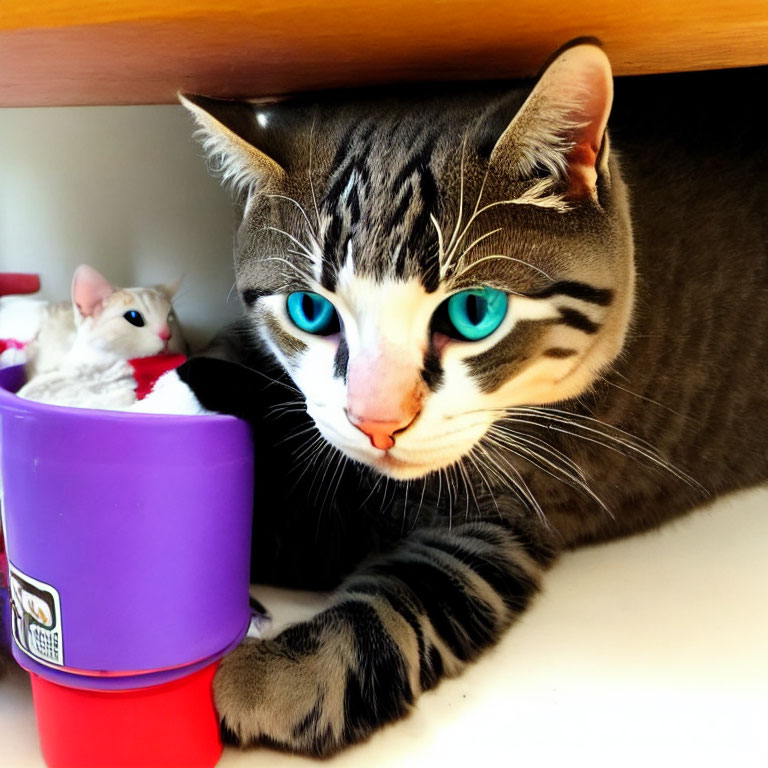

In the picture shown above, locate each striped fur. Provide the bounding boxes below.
[215,522,542,755]
[180,44,768,756]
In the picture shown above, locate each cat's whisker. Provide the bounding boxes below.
[265,403,307,420]
[399,479,411,537]
[310,444,344,540]
[457,457,477,519]
[603,380,692,422]
[442,133,469,273]
[308,115,322,232]
[458,228,502,263]
[260,256,316,284]
[452,253,553,282]
[511,406,671,463]
[486,427,612,517]
[273,423,318,447]
[446,463,459,527]
[307,439,337,499]
[464,450,502,520]
[242,365,303,396]
[356,471,386,514]
[266,193,319,241]
[513,405,659,452]
[430,214,448,278]
[474,439,548,527]
[267,226,317,263]
[443,193,560,279]
[406,475,429,534]
[488,424,587,480]
[328,453,351,516]
[500,411,703,492]
[289,432,326,471]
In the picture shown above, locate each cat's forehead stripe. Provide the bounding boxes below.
[318,124,442,292]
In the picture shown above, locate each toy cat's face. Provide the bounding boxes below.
[185,44,634,479]
[71,265,184,363]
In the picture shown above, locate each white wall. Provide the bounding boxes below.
[0,106,241,349]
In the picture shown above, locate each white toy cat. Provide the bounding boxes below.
[0,265,186,409]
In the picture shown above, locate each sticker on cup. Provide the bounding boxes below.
[8,563,64,666]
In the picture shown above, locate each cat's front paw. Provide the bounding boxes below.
[214,637,326,754]
[213,603,414,756]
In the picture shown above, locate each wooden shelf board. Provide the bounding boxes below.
[2,1,767,107]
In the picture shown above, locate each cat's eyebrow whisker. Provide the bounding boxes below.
[458,228,502,263]
[308,114,322,231]
[266,193,319,240]
[452,253,553,282]
[286,248,322,271]
[260,256,315,284]
[267,226,317,263]
[443,195,555,279]
[443,133,470,269]
[430,214,448,279]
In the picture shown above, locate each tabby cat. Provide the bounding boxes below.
[178,42,768,755]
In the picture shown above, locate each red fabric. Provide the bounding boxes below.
[0,273,40,297]
[128,354,186,400]
[0,339,27,354]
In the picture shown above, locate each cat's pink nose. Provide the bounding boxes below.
[347,413,418,451]
[158,326,171,341]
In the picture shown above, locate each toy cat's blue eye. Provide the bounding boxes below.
[437,287,508,341]
[123,310,145,328]
[286,292,340,335]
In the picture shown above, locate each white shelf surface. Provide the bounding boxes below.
[2,485,767,768]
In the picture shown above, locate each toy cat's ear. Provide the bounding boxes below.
[490,42,613,201]
[72,265,114,319]
[158,276,183,299]
[180,93,286,196]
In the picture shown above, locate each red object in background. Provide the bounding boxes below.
[0,274,40,296]
[28,662,223,768]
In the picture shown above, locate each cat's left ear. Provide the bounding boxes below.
[490,42,613,201]
[180,94,286,195]
[72,265,115,320]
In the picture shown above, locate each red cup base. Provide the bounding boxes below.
[28,662,223,768]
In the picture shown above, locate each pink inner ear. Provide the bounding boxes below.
[559,53,613,198]
[72,265,115,318]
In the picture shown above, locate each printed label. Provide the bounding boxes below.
[8,563,64,666]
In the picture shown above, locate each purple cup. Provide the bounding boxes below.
[0,364,253,684]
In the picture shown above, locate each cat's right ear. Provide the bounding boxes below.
[180,94,286,195]
[489,42,613,202]
[72,265,114,320]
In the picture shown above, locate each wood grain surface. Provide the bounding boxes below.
[1,1,767,106]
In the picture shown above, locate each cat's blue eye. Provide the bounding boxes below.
[286,292,340,336]
[441,287,508,341]
[123,310,145,328]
